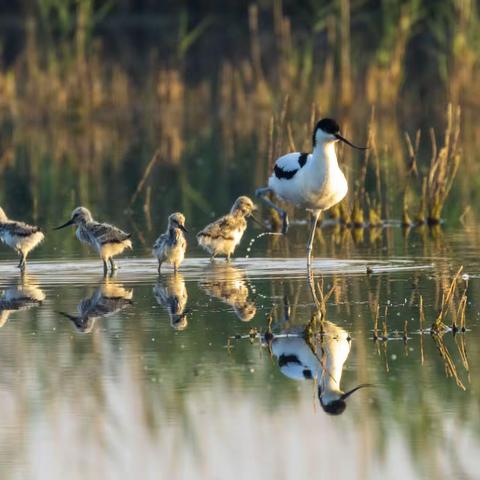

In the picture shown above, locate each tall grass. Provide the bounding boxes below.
[402,104,462,226]
[0,0,477,227]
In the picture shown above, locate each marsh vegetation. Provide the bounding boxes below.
[0,0,478,244]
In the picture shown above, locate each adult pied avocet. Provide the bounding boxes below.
[54,206,132,275]
[255,118,366,269]
[270,316,371,415]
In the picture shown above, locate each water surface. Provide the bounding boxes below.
[0,225,477,480]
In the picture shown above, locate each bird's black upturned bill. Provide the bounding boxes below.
[335,133,368,150]
[340,383,374,400]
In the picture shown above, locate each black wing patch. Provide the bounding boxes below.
[298,152,308,167]
[274,152,308,180]
[303,369,313,379]
[278,354,301,367]
[274,164,297,179]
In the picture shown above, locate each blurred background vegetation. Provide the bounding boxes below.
[0,0,479,255]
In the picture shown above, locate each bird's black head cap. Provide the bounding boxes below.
[321,399,347,415]
[313,118,340,147]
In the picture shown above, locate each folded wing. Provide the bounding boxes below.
[197,215,238,241]
[90,222,131,245]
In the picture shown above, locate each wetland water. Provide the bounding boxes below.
[0,225,478,480]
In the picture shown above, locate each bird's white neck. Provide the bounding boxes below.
[318,325,350,397]
[312,142,339,169]
[320,362,344,393]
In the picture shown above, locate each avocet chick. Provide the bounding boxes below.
[200,264,256,322]
[153,273,188,330]
[0,207,45,270]
[197,196,256,261]
[153,212,187,273]
[54,206,132,275]
[0,277,46,328]
[59,280,133,333]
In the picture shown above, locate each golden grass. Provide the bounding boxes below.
[425,105,462,224]
[0,4,471,227]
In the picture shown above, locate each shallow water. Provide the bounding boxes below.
[0,225,478,480]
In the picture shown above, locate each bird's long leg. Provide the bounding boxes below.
[307,268,321,311]
[18,251,26,271]
[283,295,290,323]
[306,210,321,273]
[158,261,162,274]
[109,257,117,273]
[103,259,109,276]
[255,187,289,234]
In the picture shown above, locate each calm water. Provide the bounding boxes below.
[0,224,478,480]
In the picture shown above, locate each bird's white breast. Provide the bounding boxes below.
[268,144,348,211]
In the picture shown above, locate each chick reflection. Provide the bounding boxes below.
[200,264,256,322]
[271,318,368,415]
[153,273,188,331]
[0,275,45,327]
[59,280,133,333]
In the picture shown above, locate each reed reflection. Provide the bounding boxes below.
[200,264,256,322]
[59,279,133,333]
[153,273,188,331]
[0,274,45,327]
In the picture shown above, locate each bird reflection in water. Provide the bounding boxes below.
[153,273,188,331]
[266,295,370,415]
[0,274,45,327]
[200,263,256,322]
[59,279,133,333]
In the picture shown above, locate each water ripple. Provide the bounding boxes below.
[0,256,433,286]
